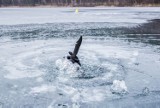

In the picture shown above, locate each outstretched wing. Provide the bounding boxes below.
[73,36,82,57]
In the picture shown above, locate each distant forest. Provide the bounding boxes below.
[0,0,160,7]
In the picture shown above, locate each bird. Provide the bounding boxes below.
[66,36,82,66]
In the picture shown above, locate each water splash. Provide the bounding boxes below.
[55,58,80,78]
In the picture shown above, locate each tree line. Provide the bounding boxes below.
[0,0,160,7]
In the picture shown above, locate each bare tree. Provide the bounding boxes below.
[0,0,2,6]
[0,0,159,7]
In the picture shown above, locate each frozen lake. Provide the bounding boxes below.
[0,7,160,108]
[0,7,160,25]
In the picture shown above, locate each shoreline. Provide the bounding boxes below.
[0,4,160,8]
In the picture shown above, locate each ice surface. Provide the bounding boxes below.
[30,84,56,94]
[142,87,150,96]
[0,7,160,25]
[0,7,160,108]
[0,37,159,107]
